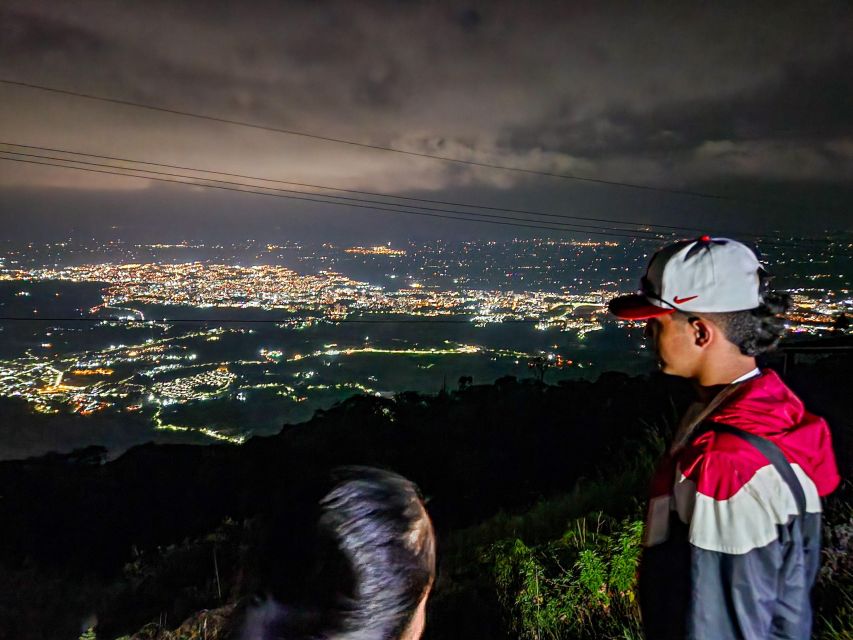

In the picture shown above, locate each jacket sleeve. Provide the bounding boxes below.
[681,452,812,640]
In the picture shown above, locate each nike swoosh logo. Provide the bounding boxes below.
[673,295,699,304]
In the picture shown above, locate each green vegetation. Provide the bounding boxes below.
[491,516,644,640]
[0,354,849,639]
[431,420,851,640]
[426,427,661,640]
[814,490,853,640]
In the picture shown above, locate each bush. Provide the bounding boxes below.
[491,514,644,640]
[814,490,853,640]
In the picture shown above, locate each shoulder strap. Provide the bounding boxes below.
[671,382,749,453]
[708,422,807,516]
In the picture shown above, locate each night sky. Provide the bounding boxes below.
[1,1,851,243]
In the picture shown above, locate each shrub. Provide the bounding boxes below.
[491,514,644,640]
[814,492,853,640]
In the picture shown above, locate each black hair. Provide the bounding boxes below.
[240,467,435,640]
[698,271,792,356]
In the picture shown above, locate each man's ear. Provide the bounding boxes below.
[689,317,712,347]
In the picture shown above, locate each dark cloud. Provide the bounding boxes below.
[0,0,851,236]
[509,51,853,158]
[0,7,105,57]
[456,8,483,32]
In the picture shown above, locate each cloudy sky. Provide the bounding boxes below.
[1,1,851,243]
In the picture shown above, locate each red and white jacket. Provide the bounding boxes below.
[639,369,840,640]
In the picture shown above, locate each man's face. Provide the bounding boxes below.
[645,313,701,378]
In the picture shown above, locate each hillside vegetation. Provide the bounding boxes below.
[0,355,849,640]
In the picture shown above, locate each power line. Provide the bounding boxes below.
[0,153,675,240]
[0,153,815,250]
[0,149,668,238]
[0,144,820,249]
[0,78,806,207]
[0,316,537,324]
[0,153,819,253]
[0,141,697,235]
[0,153,662,238]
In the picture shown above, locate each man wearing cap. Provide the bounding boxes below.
[609,237,839,640]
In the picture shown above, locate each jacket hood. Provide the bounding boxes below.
[707,369,840,496]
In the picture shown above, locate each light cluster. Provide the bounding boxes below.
[8,262,624,329]
[0,236,849,445]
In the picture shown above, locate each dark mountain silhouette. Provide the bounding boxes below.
[0,351,849,640]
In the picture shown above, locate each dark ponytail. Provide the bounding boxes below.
[703,271,792,357]
[239,467,435,640]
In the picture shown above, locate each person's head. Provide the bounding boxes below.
[243,466,436,640]
[316,466,436,640]
[609,236,791,385]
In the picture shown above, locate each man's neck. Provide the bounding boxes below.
[692,357,758,401]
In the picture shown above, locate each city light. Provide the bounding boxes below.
[0,237,848,442]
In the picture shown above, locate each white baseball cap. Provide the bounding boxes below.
[609,236,763,320]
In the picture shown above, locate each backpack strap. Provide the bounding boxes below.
[708,422,807,517]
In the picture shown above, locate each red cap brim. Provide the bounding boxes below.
[608,294,675,320]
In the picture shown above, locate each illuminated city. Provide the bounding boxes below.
[0,236,849,449]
